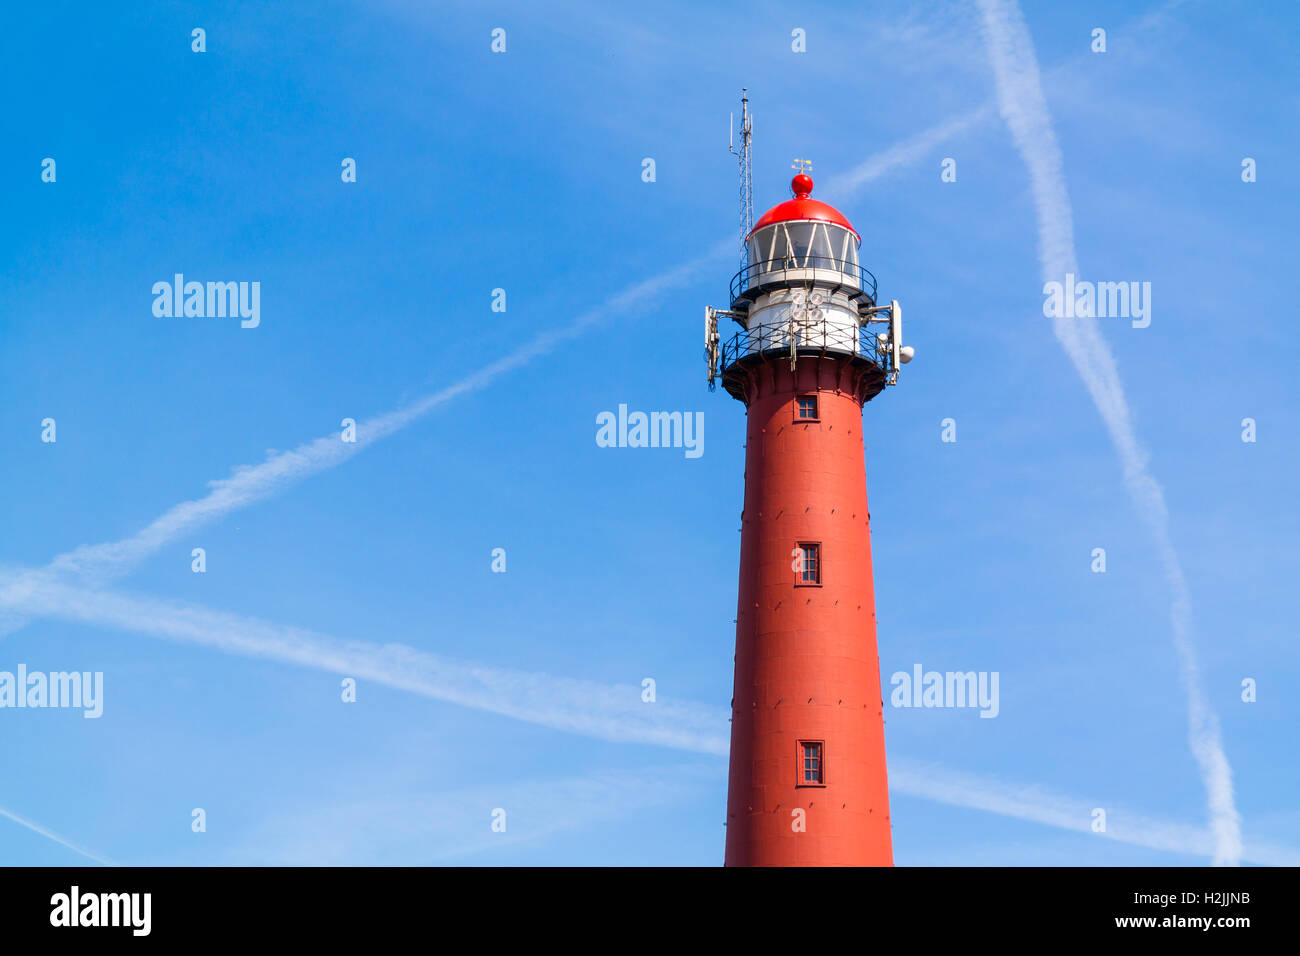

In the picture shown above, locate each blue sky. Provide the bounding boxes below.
[1,0,1296,865]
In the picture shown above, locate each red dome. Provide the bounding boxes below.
[748,174,859,241]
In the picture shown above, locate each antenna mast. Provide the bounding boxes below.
[729,89,754,269]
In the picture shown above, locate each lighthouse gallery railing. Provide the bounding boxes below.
[717,323,890,373]
[729,256,878,309]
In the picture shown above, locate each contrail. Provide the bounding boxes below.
[0,111,992,869]
[231,764,719,865]
[0,803,115,865]
[5,5,1245,865]
[6,0,1176,596]
[0,237,729,640]
[973,0,1242,865]
[828,103,996,194]
[12,1,1188,607]
[895,760,1295,866]
[0,571,729,755]
[0,116,986,630]
[0,575,1288,865]
[32,243,728,592]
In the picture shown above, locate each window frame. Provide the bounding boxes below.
[797,739,826,788]
[810,222,835,269]
[766,225,782,263]
[750,221,861,276]
[795,541,822,587]
[795,394,820,422]
[838,228,853,272]
[785,222,816,267]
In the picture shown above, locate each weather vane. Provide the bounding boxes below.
[791,158,813,175]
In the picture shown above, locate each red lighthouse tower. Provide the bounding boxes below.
[706,155,912,866]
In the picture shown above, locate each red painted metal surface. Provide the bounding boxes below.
[748,174,860,241]
[724,357,893,866]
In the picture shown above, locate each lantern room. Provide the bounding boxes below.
[732,173,876,314]
[705,165,911,405]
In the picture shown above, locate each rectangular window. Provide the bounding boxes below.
[796,395,818,420]
[797,543,821,585]
[799,741,824,785]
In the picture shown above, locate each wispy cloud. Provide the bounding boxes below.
[1,118,980,630]
[973,0,1242,865]
[892,761,1294,866]
[2,18,1255,866]
[7,2,1185,627]
[0,114,978,872]
[829,104,995,194]
[33,246,727,593]
[0,803,115,865]
[0,572,730,755]
[226,764,717,865]
[1,574,1288,865]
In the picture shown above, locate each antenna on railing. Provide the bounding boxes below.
[705,306,720,390]
[729,90,753,270]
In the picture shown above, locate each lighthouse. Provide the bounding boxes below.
[706,154,912,866]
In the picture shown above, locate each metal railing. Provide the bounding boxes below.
[729,256,878,309]
[718,323,890,374]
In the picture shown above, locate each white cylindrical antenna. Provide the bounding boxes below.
[890,299,902,370]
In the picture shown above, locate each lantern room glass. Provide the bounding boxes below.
[747,221,859,274]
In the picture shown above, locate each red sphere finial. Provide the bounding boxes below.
[791,173,814,198]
